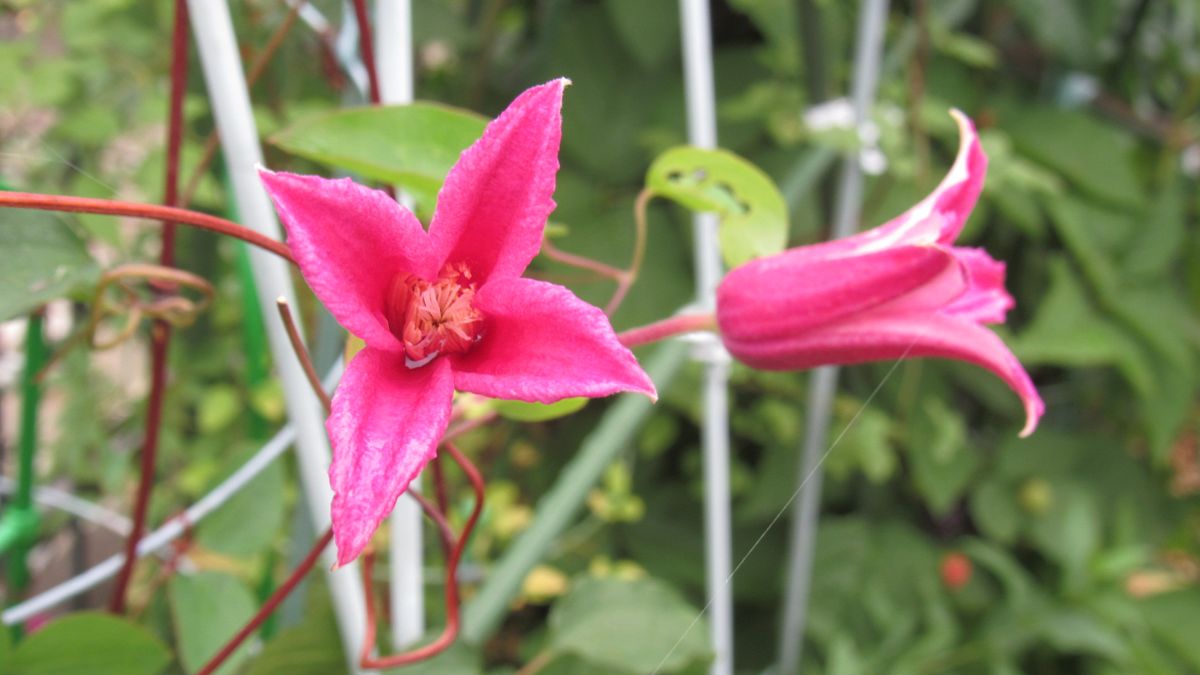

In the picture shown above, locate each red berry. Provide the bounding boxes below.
[941,552,972,590]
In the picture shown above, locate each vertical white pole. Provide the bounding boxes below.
[679,1,734,674]
[777,1,889,673]
[374,0,426,650]
[187,4,371,673]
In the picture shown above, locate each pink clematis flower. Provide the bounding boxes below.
[260,79,656,566]
[716,110,1043,436]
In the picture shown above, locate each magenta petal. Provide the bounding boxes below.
[771,111,986,265]
[327,349,453,566]
[944,247,1014,324]
[864,109,987,249]
[452,277,656,402]
[260,169,437,352]
[717,245,962,340]
[428,79,565,282]
[722,311,1044,437]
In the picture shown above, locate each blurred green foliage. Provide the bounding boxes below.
[1,0,1198,674]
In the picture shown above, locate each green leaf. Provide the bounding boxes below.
[493,397,588,423]
[906,398,977,515]
[605,0,680,70]
[547,577,711,674]
[0,208,100,322]
[197,384,241,434]
[382,641,481,674]
[196,456,285,557]
[1006,107,1143,209]
[1140,589,1200,670]
[245,618,348,675]
[269,103,487,211]
[10,612,171,675]
[969,479,1021,544]
[169,572,258,675]
[645,146,788,267]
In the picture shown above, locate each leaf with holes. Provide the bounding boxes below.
[269,103,487,214]
[645,147,788,267]
[0,207,100,322]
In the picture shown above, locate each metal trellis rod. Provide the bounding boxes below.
[776,1,890,673]
[186,3,371,673]
[678,1,734,674]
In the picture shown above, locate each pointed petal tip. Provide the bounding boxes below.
[1018,396,1045,438]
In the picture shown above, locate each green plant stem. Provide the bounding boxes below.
[461,342,688,642]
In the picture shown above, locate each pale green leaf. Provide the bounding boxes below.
[0,208,100,322]
[170,572,258,675]
[646,146,788,267]
[494,397,588,423]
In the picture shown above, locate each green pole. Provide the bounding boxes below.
[1,311,46,640]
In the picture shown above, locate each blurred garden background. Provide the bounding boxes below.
[1,0,1199,673]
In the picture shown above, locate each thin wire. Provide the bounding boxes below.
[0,364,343,626]
[0,477,132,536]
[650,344,915,674]
[2,425,295,625]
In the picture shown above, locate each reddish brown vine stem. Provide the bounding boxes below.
[350,0,383,105]
[360,442,485,669]
[109,0,190,614]
[617,312,716,349]
[195,528,334,675]
[0,192,295,264]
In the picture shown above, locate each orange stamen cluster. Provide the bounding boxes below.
[385,263,483,367]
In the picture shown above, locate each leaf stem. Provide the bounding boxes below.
[617,312,716,349]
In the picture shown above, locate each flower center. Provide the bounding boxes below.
[385,263,483,368]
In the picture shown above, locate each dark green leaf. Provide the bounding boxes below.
[10,612,171,675]
[548,577,711,674]
[1007,107,1143,209]
[269,104,487,211]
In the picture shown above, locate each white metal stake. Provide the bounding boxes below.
[777,1,890,673]
[679,1,734,673]
[374,0,425,649]
[187,4,371,673]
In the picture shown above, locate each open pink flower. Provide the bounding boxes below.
[260,79,656,565]
[716,110,1043,436]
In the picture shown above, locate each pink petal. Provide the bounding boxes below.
[260,169,437,352]
[770,110,987,264]
[451,277,656,402]
[428,79,565,283]
[721,310,1043,437]
[943,247,1014,324]
[327,349,454,566]
[717,245,963,340]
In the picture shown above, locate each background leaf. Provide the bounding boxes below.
[9,613,171,675]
